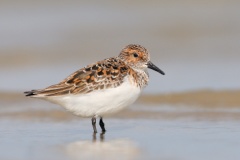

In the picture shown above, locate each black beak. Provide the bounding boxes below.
[147,61,165,75]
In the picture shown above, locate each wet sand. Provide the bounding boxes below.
[140,90,240,108]
[1,90,240,121]
[2,119,240,160]
[1,90,240,132]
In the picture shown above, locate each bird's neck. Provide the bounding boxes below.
[128,68,149,89]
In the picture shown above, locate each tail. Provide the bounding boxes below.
[24,82,74,97]
[24,90,40,97]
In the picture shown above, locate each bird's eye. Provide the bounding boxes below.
[133,53,138,58]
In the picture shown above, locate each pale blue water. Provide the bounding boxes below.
[0,119,240,160]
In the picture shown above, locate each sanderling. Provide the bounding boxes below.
[24,44,165,133]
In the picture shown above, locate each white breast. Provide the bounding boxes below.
[45,77,142,117]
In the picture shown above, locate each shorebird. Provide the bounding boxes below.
[24,44,165,133]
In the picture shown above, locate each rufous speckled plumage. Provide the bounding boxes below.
[25,44,165,133]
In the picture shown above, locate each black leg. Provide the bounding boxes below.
[92,117,97,133]
[99,117,106,133]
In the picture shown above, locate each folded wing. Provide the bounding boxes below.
[24,58,129,97]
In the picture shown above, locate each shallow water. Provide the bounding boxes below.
[1,96,240,160]
[1,118,240,160]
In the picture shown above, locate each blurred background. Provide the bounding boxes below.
[1,0,240,93]
[1,1,240,160]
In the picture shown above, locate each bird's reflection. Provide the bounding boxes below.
[92,132,105,142]
[65,133,140,160]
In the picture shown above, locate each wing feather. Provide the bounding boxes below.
[25,58,130,97]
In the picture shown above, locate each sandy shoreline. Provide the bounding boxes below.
[1,89,240,121]
[139,90,240,108]
[1,89,240,106]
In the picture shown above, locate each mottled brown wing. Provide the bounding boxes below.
[28,58,129,96]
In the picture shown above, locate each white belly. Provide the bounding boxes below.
[45,78,142,117]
